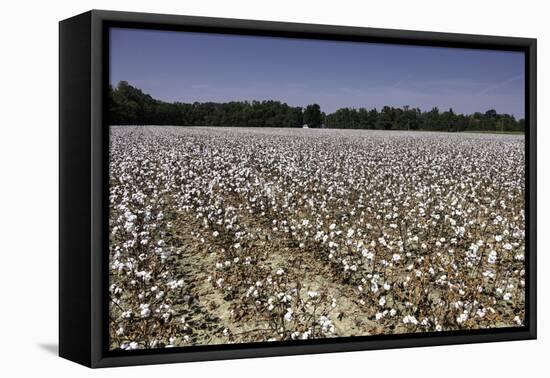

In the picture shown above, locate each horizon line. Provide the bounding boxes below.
[110,80,525,120]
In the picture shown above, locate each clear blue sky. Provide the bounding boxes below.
[110,27,525,118]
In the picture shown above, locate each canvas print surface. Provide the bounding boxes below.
[107,28,526,351]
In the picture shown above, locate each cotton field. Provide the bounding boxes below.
[108,126,525,350]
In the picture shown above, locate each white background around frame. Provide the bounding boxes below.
[0,0,547,376]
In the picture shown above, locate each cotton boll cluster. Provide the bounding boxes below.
[109,126,525,349]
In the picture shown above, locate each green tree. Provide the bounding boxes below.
[377,106,394,130]
[303,104,322,128]
[108,81,524,133]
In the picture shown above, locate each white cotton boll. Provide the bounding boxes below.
[362,249,374,260]
[307,291,319,299]
[318,315,334,333]
[139,304,151,318]
[456,312,468,324]
[488,250,497,264]
[403,315,418,325]
[379,296,386,306]
[276,268,285,276]
[371,282,379,293]
[284,311,293,322]
[329,223,336,230]
[482,270,495,279]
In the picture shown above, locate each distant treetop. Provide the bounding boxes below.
[109,81,524,133]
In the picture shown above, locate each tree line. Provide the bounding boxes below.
[109,81,524,132]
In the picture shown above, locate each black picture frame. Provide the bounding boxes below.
[59,9,537,368]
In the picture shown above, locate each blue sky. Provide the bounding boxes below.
[110,28,525,118]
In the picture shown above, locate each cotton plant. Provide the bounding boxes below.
[108,126,526,349]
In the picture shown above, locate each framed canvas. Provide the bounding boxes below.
[59,10,537,368]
